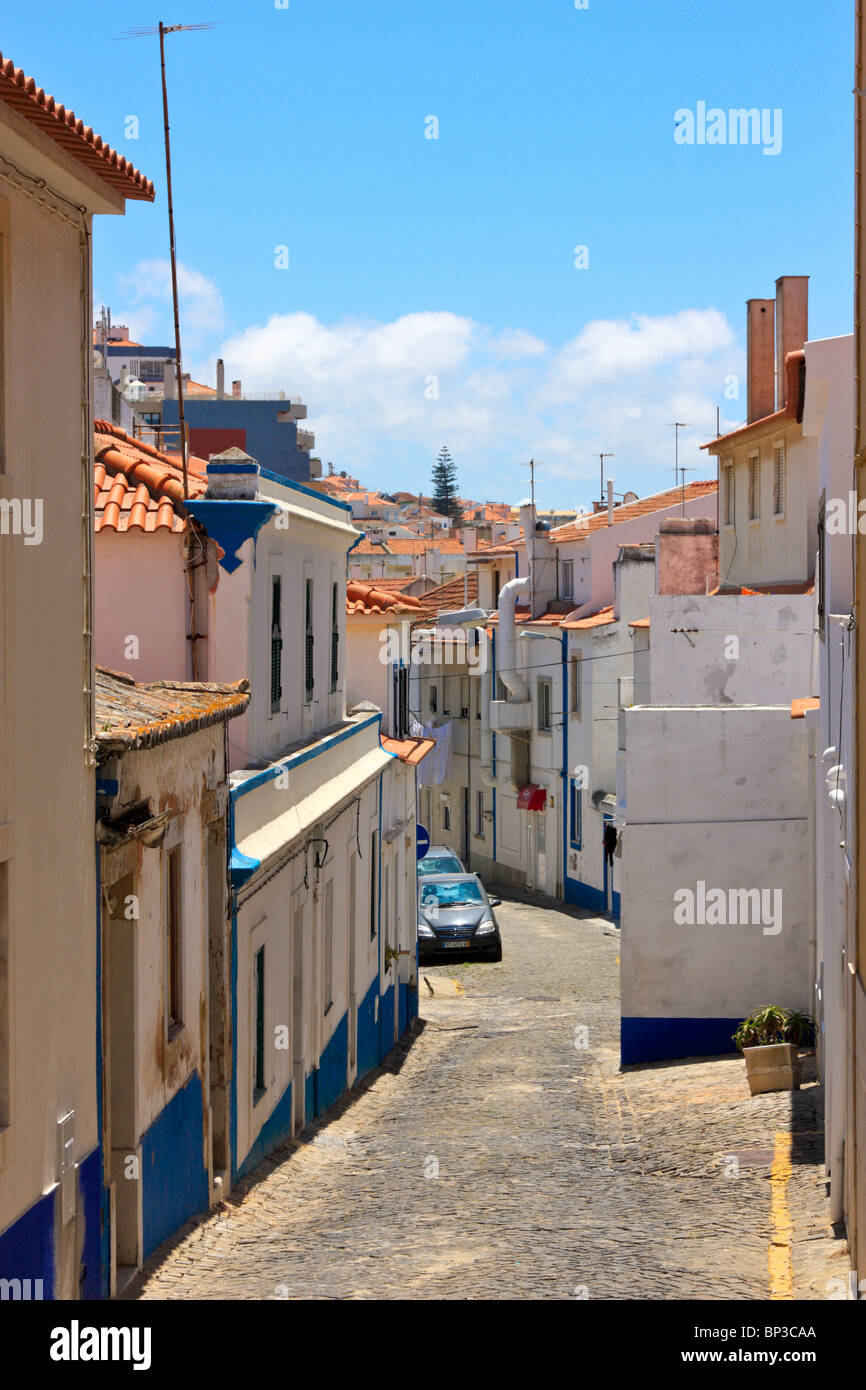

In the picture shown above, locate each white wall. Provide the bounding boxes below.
[646,592,814,706]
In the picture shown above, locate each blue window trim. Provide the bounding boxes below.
[569,779,582,851]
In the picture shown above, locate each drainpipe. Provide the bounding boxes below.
[497,576,531,700]
[561,628,568,900]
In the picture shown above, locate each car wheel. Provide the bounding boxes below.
[491,943,503,963]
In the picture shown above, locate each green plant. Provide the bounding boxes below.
[384,945,400,970]
[733,1005,816,1052]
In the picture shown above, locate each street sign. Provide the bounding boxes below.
[416,825,430,860]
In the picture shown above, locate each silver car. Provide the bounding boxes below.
[417,873,502,962]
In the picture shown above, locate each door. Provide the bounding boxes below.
[292,905,305,1130]
[106,875,140,1283]
[206,826,228,1183]
[347,852,357,1082]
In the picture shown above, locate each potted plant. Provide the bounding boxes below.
[733,1006,816,1096]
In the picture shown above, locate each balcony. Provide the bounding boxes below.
[489,699,531,731]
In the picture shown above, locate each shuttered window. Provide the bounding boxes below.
[270,576,282,713]
[304,578,314,703]
[330,582,339,692]
[724,463,735,526]
[773,445,786,515]
[748,455,760,520]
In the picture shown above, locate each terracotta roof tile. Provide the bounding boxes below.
[94,667,249,755]
[94,420,208,535]
[561,605,616,631]
[409,573,480,622]
[551,482,718,543]
[346,581,423,616]
[791,696,820,719]
[381,735,435,765]
[0,53,154,200]
[353,536,466,554]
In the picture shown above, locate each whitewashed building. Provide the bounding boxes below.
[0,54,154,1299]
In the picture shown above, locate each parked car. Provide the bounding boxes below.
[417,844,465,878]
[417,873,502,962]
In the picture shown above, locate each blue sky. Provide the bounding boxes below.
[6,0,853,507]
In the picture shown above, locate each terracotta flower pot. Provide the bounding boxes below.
[743,1042,801,1096]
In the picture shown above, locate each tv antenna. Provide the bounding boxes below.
[117,21,219,497]
[667,422,692,515]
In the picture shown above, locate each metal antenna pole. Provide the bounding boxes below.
[159,22,189,499]
[599,451,614,507]
[667,422,691,515]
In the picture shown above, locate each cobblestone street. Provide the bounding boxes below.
[128,892,846,1301]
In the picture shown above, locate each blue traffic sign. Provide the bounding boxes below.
[416,825,430,860]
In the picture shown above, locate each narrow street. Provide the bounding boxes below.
[128,893,844,1301]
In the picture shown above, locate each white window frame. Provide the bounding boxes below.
[723,459,735,528]
[748,452,761,522]
[773,441,786,518]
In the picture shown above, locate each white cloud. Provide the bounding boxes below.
[114,258,225,348]
[107,260,743,502]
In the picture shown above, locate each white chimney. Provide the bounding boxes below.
[607,478,615,526]
[216,358,225,399]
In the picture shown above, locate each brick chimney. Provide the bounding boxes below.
[775,276,808,409]
[747,298,775,423]
[232,379,242,399]
[656,517,718,595]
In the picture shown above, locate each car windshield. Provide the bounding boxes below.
[419,855,461,876]
[420,880,485,908]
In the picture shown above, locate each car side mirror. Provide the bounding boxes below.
[489,897,501,908]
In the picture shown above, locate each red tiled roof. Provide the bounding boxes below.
[381,735,435,765]
[628,617,650,629]
[703,351,805,451]
[468,538,522,559]
[0,53,155,201]
[346,581,423,616]
[791,696,820,719]
[94,421,208,534]
[95,667,249,754]
[409,573,480,622]
[709,580,815,597]
[353,536,466,555]
[562,605,616,631]
[551,482,718,543]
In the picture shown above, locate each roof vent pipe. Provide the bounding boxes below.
[497,576,531,702]
[607,478,615,526]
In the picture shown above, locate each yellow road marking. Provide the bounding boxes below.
[768,1131,794,1299]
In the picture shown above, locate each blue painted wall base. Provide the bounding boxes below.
[356,975,380,1081]
[237,1078,294,1181]
[316,1012,349,1115]
[0,1183,55,1297]
[621,1016,741,1066]
[141,1072,209,1258]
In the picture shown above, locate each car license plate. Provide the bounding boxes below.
[442,939,469,948]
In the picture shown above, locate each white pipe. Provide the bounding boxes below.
[607,478,615,526]
[498,575,531,701]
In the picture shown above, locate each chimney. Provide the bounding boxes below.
[775,276,809,409]
[216,358,225,399]
[607,478,615,526]
[656,517,718,595]
[163,360,176,399]
[746,298,775,423]
[232,379,242,399]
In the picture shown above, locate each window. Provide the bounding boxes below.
[270,576,283,713]
[442,677,451,715]
[476,790,485,837]
[393,664,410,739]
[304,578,314,703]
[443,803,451,832]
[323,880,333,1012]
[817,494,826,636]
[369,830,378,940]
[570,654,581,714]
[773,444,786,516]
[254,945,265,1099]
[429,685,438,714]
[330,582,339,693]
[723,462,735,526]
[537,678,552,732]
[562,559,574,599]
[492,569,500,603]
[165,845,183,1033]
[569,780,582,850]
[748,454,760,520]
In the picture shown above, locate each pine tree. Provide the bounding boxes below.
[431,446,462,522]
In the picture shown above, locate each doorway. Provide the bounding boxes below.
[292,905,305,1131]
[105,873,140,1288]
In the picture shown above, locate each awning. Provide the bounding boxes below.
[517,784,546,811]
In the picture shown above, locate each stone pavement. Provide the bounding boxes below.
[126,890,848,1301]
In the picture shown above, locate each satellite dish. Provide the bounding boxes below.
[622,491,639,504]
